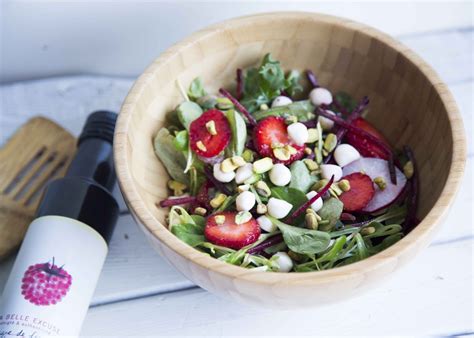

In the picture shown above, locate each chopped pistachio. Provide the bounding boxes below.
[210,193,227,208]
[231,156,246,167]
[167,180,187,196]
[305,212,319,230]
[403,161,414,179]
[235,211,252,224]
[307,128,318,143]
[205,120,217,135]
[242,149,254,162]
[285,144,297,155]
[285,116,298,124]
[304,147,313,155]
[374,176,387,190]
[338,179,351,192]
[237,184,250,193]
[330,183,343,196]
[361,226,376,236]
[196,140,207,152]
[215,215,226,225]
[194,207,207,216]
[310,170,321,176]
[329,188,339,199]
[255,181,271,197]
[259,103,269,111]
[216,97,234,110]
[303,159,319,171]
[256,203,267,214]
[306,208,316,215]
[220,158,238,173]
[271,142,285,149]
[323,133,338,152]
[312,179,329,192]
[322,149,329,157]
[253,157,273,173]
[273,147,291,161]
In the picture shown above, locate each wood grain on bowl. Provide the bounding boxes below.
[114,12,466,307]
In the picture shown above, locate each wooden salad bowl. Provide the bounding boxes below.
[114,12,466,307]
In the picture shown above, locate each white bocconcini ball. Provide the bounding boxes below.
[213,163,235,183]
[234,163,253,184]
[309,87,333,106]
[267,198,293,219]
[236,190,256,212]
[272,252,294,272]
[269,163,292,186]
[318,110,336,131]
[287,122,309,146]
[320,164,343,182]
[271,96,293,108]
[306,190,323,212]
[334,144,361,167]
[257,215,277,232]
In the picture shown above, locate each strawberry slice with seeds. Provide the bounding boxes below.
[205,211,260,249]
[346,117,391,159]
[190,109,231,158]
[338,172,375,212]
[253,116,304,164]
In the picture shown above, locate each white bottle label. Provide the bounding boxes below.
[0,215,108,337]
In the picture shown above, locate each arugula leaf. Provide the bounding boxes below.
[284,70,303,97]
[270,186,308,225]
[315,235,347,263]
[199,242,236,257]
[176,101,203,130]
[269,217,331,255]
[154,128,188,184]
[289,161,317,193]
[187,77,207,101]
[253,100,315,121]
[317,197,344,231]
[226,109,247,156]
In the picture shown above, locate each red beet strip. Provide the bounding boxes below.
[204,166,232,195]
[159,196,196,207]
[403,145,419,232]
[219,88,257,126]
[305,70,319,88]
[236,68,243,100]
[287,175,335,223]
[341,212,356,222]
[317,107,397,184]
[331,97,350,117]
[323,96,369,164]
[247,234,283,255]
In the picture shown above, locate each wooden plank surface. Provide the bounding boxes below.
[0,27,472,336]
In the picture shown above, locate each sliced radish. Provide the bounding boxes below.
[342,157,407,213]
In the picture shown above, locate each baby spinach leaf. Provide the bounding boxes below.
[176,101,203,130]
[171,223,205,247]
[154,128,188,184]
[191,214,206,228]
[284,70,303,97]
[271,186,308,225]
[317,198,344,231]
[173,130,188,151]
[253,100,315,121]
[226,109,247,156]
[289,161,317,193]
[269,217,331,255]
[187,77,207,101]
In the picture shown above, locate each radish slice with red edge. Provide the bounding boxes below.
[342,157,407,213]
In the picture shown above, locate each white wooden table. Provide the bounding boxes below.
[0,27,473,337]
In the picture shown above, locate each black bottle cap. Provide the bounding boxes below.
[36,111,119,244]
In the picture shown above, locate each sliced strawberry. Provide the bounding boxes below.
[338,172,375,212]
[205,211,260,249]
[190,109,231,158]
[253,116,304,164]
[346,117,391,159]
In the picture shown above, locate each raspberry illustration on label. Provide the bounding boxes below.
[21,257,72,306]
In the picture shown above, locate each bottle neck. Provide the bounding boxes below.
[66,138,115,191]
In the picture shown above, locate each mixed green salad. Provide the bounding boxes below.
[154,54,419,273]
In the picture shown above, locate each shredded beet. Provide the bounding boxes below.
[219,88,257,126]
[280,89,290,97]
[287,175,335,223]
[305,70,319,88]
[159,196,197,207]
[388,154,397,185]
[403,145,419,232]
[323,97,369,164]
[302,120,317,128]
[247,234,283,255]
[236,68,243,100]
[331,97,350,116]
[341,212,356,221]
[204,166,232,195]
